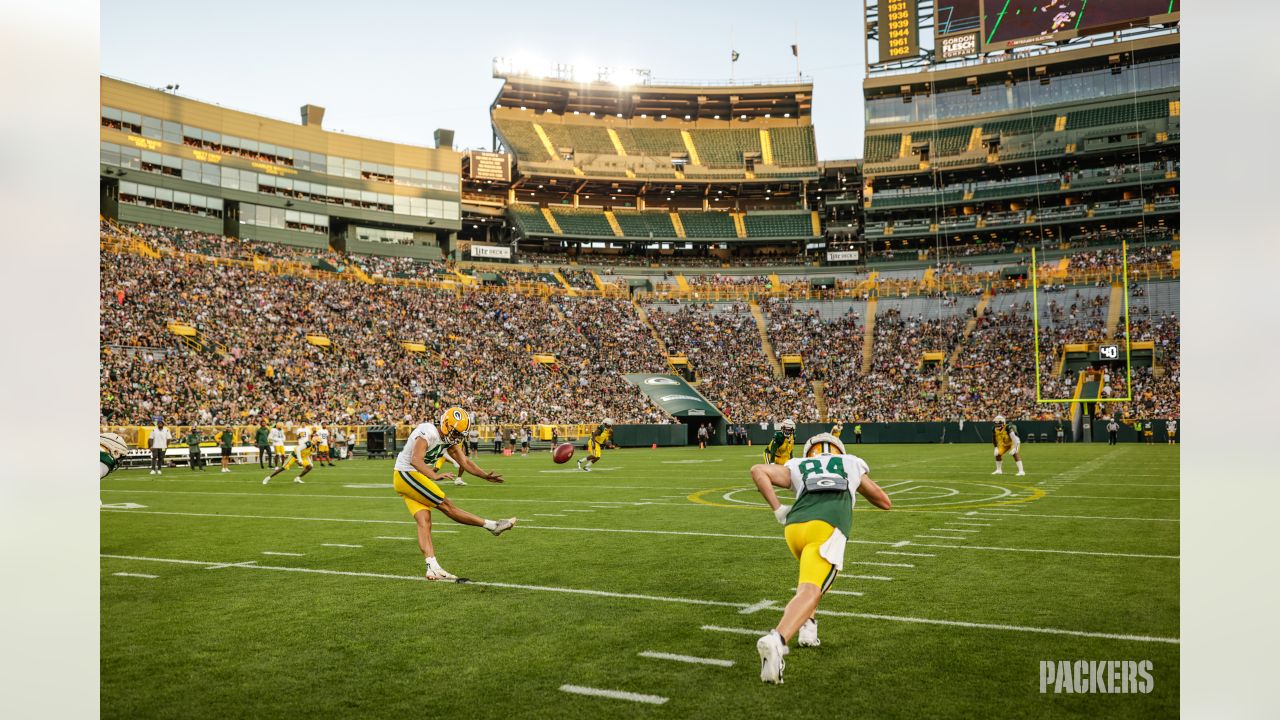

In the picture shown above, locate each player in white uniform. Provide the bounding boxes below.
[749,433,892,684]
[314,426,334,467]
[268,424,287,468]
[393,406,517,581]
[262,425,313,484]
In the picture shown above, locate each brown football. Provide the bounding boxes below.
[552,442,575,464]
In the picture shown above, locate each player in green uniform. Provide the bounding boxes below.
[749,432,892,684]
[762,418,796,465]
[577,419,614,472]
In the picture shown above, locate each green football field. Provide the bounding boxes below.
[101,443,1179,719]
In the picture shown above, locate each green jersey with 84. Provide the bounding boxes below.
[784,453,869,537]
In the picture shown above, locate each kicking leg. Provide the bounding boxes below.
[435,499,516,536]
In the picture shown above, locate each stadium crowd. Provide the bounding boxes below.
[101,222,1180,428]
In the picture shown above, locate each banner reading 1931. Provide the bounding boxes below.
[877,0,919,64]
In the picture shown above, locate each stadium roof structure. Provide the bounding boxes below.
[492,72,812,122]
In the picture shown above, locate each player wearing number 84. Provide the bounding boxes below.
[749,432,892,684]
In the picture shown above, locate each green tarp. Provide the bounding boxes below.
[623,374,723,418]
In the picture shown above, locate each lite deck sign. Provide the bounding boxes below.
[877,0,920,63]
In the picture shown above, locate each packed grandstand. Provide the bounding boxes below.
[98,30,1179,442]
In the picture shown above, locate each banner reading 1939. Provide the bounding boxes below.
[877,0,919,64]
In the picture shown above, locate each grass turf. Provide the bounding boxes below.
[102,443,1178,719]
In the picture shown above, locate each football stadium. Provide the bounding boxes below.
[96,3,1184,718]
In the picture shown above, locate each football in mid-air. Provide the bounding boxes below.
[552,443,575,464]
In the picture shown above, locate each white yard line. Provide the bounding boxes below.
[559,685,667,705]
[850,561,914,568]
[739,599,777,614]
[1053,482,1180,488]
[876,551,935,558]
[981,512,1179,522]
[907,543,1178,559]
[533,514,567,517]
[262,551,305,556]
[811,609,1179,645]
[103,509,1169,556]
[826,589,865,596]
[638,651,734,668]
[321,543,362,548]
[99,554,1179,644]
[701,625,764,636]
[931,528,979,533]
[111,572,158,579]
[915,535,970,540]
[204,560,259,571]
[1044,495,1178,501]
[947,522,992,527]
[846,575,893,581]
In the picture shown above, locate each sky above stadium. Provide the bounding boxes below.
[101,0,867,159]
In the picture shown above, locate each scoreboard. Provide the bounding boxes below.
[466,151,511,183]
[985,0,1180,49]
[870,0,1179,66]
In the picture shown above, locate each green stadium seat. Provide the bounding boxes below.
[508,203,555,235]
[864,133,901,163]
[548,206,615,236]
[613,210,678,238]
[495,119,550,162]
[615,127,686,157]
[1065,99,1171,130]
[981,115,1056,137]
[742,212,815,238]
[541,123,617,155]
[911,126,972,157]
[769,126,817,167]
[677,211,737,238]
[690,129,761,168]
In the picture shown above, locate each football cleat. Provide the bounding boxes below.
[489,517,517,537]
[293,477,305,484]
[757,631,789,684]
[262,477,270,485]
[425,565,459,582]
[798,618,820,648]
[453,478,468,486]
[1016,471,1026,476]
[991,469,1003,475]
